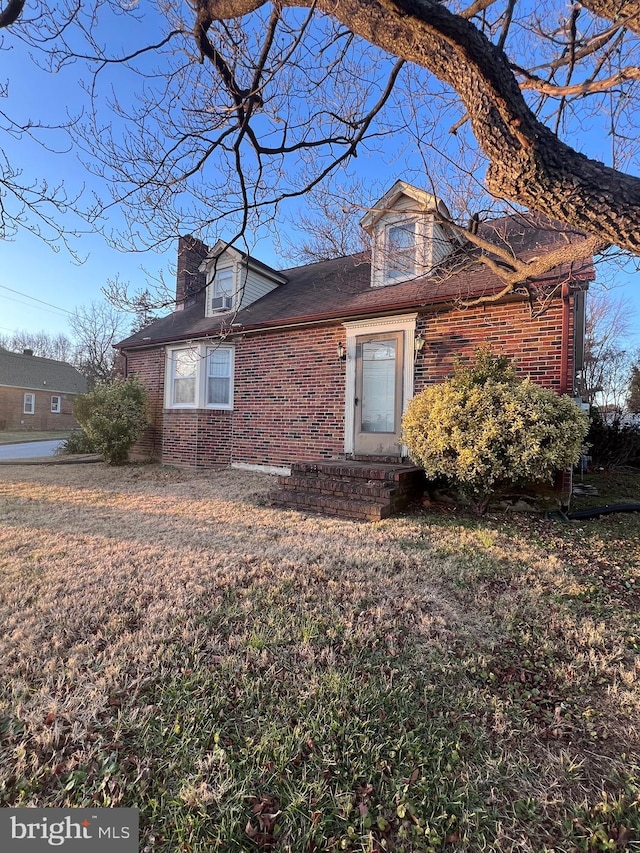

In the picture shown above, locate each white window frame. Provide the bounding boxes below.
[165,343,234,410]
[23,393,35,415]
[51,395,61,413]
[208,266,235,314]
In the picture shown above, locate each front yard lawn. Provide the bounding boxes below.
[0,463,638,851]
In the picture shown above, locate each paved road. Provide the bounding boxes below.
[0,440,64,460]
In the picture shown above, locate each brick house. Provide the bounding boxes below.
[0,348,88,431]
[117,181,592,508]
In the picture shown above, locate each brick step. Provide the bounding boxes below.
[270,491,391,521]
[291,460,422,484]
[279,474,397,501]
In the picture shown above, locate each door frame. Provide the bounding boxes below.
[343,314,418,456]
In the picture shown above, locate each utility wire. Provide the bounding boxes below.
[0,283,73,315]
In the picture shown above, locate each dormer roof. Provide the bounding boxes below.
[199,240,288,286]
[360,180,458,236]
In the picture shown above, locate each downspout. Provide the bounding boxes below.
[558,281,572,507]
[559,281,571,394]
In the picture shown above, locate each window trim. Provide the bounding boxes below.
[51,395,61,414]
[23,393,35,415]
[165,343,235,410]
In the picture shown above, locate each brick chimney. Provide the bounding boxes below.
[176,235,209,310]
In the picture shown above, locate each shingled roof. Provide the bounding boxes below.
[0,348,88,394]
[117,212,595,350]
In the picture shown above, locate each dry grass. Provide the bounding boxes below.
[0,463,638,852]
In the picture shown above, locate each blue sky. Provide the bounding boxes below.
[1,5,639,349]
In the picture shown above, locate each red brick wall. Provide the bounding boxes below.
[232,326,346,466]
[124,349,164,459]
[124,293,579,470]
[0,386,80,431]
[414,297,574,395]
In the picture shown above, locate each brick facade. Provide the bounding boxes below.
[0,386,80,431]
[126,292,579,470]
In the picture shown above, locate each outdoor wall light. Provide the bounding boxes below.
[337,342,347,361]
[414,333,426,358]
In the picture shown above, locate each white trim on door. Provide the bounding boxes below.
[343,314,418,455]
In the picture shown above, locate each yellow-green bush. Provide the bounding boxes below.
[402,359,589,512]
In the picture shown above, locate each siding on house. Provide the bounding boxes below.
[236,265,281,311]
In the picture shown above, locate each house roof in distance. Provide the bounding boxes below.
[0,348,88,394]
[117,211,595,350]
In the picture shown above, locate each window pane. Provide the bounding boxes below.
[174,348,198,378]
[361,340,396,433]
[213,269,233,297]
[208,377,230,404]
[174,377,197,404]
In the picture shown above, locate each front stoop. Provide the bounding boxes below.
[270,460,425,521]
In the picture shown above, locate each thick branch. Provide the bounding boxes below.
[516,65,640,95]
[0,0,24,29]
[202,0,640,257]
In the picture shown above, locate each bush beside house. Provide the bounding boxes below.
[402,351,590,513]
[72,376,148,465]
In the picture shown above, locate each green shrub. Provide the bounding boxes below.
[402,353,589,513]
[73,376,148,465]
[56,430,97,455]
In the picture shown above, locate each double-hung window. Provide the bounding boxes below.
[166,344,234,409]
[51,396,61,413]
[384,220,417,283]
[210,268,234,313]
[23,393,35,415]
[206,347,232,406]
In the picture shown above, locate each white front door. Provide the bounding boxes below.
[343,314,418,458]
[354,332,404,456]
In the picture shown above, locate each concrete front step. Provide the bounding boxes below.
[270,460,425,521]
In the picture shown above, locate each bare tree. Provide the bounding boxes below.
[0,329,74,361]
[68,301,128,386]
[579,294,635,411]
[3,0,640,295]
[628,362,640,413]
[0,2,88,253]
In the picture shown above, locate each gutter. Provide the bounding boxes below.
[117,292,532,352]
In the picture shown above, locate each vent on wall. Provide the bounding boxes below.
[211,296,233,311]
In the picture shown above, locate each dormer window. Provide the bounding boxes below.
[384,220,417,283]
[201,242,287,318]
[210,267,234,312]
[360,180,461,289]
